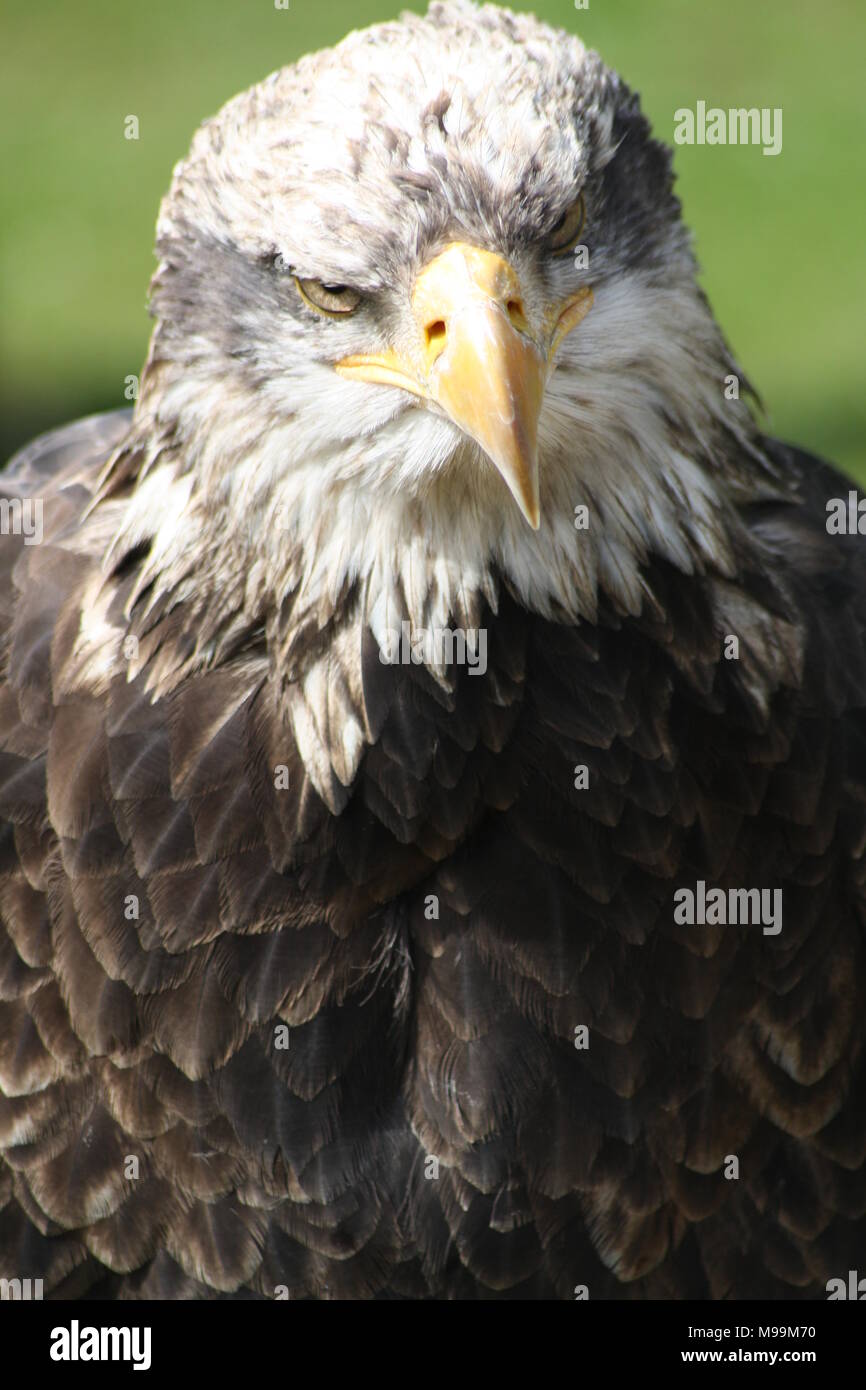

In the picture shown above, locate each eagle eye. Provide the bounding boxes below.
[549,194,586,256]
[294,276,361,317]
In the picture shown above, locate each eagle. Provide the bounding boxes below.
[1,0,864,1302]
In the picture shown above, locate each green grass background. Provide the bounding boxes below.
[1,0,864,477]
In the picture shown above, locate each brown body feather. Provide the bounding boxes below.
[0,412,864,1298]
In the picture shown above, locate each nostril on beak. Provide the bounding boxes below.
[425,318,447,367]
[505,298,529,334]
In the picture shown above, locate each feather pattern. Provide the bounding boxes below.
[0,410,864,1299]
[2,1,865,1300]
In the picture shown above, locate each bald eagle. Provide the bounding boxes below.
[1,1,864,1301]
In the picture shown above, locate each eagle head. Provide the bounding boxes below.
[95,0,781,800]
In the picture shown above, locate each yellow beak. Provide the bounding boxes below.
[335,242,593,529]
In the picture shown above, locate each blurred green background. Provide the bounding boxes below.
[1,0,864,476]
